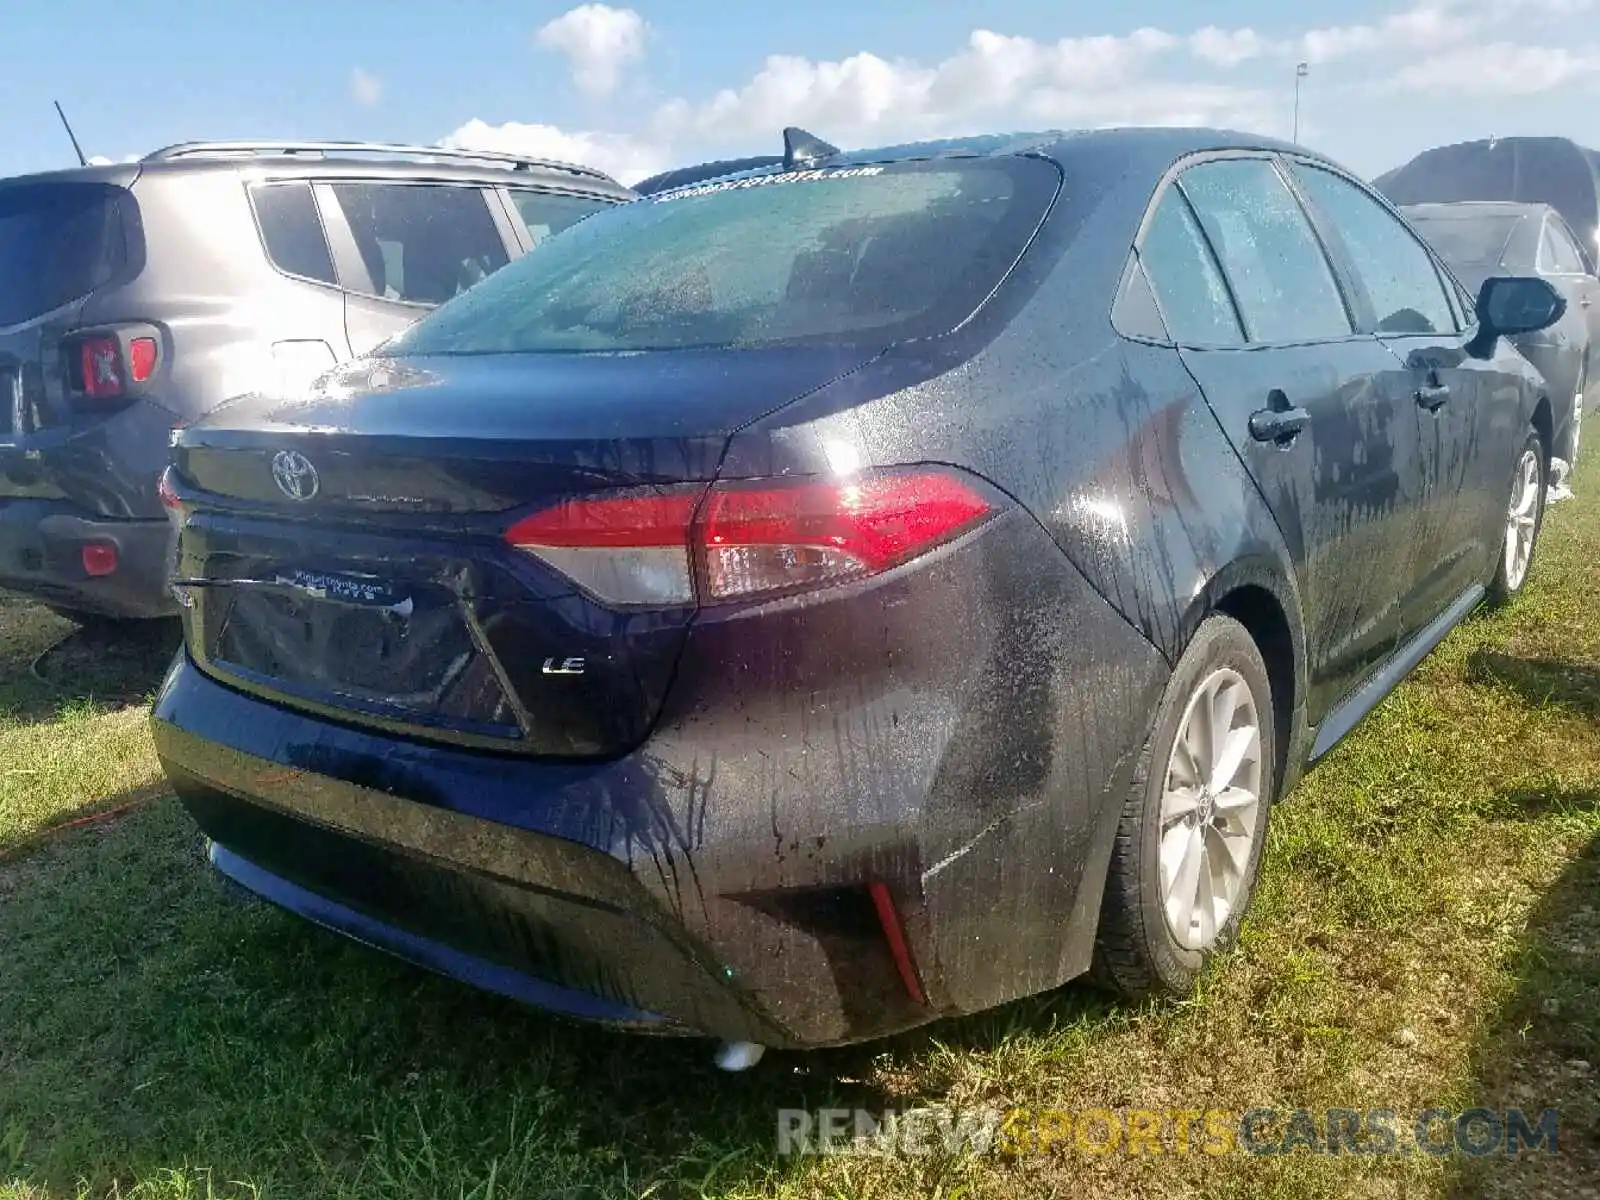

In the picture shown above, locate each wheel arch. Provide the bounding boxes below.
[1183,558,1308,797]
[1531,392,1555,462]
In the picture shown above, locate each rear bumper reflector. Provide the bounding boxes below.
[868,879,927,1006]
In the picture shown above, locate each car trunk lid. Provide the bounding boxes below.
[170,346,879,757]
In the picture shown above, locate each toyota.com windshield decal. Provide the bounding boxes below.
[654,165,886,201]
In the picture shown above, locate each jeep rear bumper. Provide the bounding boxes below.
[0,499,177,617]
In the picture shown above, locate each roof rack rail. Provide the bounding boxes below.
[140,140,616,182]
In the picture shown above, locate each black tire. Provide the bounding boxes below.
[1487,427,1546,606]
[1095,614,1277,1000]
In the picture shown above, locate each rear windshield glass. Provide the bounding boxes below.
[396,157,1060,355]
[0,183,132,327]
[1407,213,1524,271]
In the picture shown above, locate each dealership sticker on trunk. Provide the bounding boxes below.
[274,568,414,614]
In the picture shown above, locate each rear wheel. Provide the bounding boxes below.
[1096,614,1276,1000]
[1488,428,1546,605]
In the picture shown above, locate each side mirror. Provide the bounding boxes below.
[1475,276,1567,339]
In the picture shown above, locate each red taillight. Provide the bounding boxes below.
[505,491,699,607]
[81,542,118,577]
[129,337,158,383]
[69,327,162,400]
[507,492,700,548]
[504,469,996,608]
[700,473,994,601]
[79,336,124,399]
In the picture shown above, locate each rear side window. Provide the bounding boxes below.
[396,157,1061,355]
[506,189,611,248]
[250,183,336,285]
[1139,187,1244,346]
[1291,164,1457,335]
[0,183,132,327]
[329,183,510,307]
[1178,159,1352,344]
[1540,219,1588,274]
[1404,212,1522,273]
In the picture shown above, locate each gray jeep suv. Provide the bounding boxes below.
[0,140,632,621]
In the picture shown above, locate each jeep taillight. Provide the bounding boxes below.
[128,336,158,383]
[79,335,124,399]
[67,325,162,401]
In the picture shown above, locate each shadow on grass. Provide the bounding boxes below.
[24,618,178,713]
[0,600,179,725]
[1466,649,1600,722]
[1448,824,1599,1199]
[0,798,944,1198]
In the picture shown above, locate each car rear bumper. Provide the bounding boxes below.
[205,839,679,1031]
[0,499,176,617]
[155,653,784,1045]
[152,513,1168,1047]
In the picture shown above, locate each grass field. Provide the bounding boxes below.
[2,464,1597,1199]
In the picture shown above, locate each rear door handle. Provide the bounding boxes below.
[1416,382,1451,411]
[1248,405,1311,444]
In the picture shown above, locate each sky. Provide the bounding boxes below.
[3,0,1597,186]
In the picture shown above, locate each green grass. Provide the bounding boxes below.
[2,460,1598,1199]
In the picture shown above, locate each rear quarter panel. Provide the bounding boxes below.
[701,145,1308,1031]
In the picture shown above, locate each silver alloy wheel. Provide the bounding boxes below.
[1157,667,1264,952]
[1504,448,1541,591]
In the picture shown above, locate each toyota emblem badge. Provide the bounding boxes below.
[271,449,320,501]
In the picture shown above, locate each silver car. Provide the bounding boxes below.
[0,140,630,623]
[1403,200,1600,493]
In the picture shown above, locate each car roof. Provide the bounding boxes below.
[1402,200,1555,221]
[0,142,633,199]
[652,127,1334,195]
[835,126,1312,166]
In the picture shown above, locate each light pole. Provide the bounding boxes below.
[1293,62,1309,143]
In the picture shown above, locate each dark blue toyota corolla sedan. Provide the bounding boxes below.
[151,127,1565,1066]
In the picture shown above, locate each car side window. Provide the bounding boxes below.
[329,183,510,306]
[1137,185,1244,346]
[250,183,337,286]
[1289,164,1458,335]
[1177,159,1352,343]
[506,189,612,249]
[1540,219,1588,275]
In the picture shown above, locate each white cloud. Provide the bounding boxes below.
[536,4,647,97]
[350,66,383,107]
[440,117,666,185]
[87,155,113,166]
[649,26,1199,147]
[1383,40,1600,93]
[446,0,1595,184]
[1025,81,1272,129]
[1190,27,1268,68]
[1294,0,1595,65]
[1300,3,1476,64]
[1496,0,1595,13]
